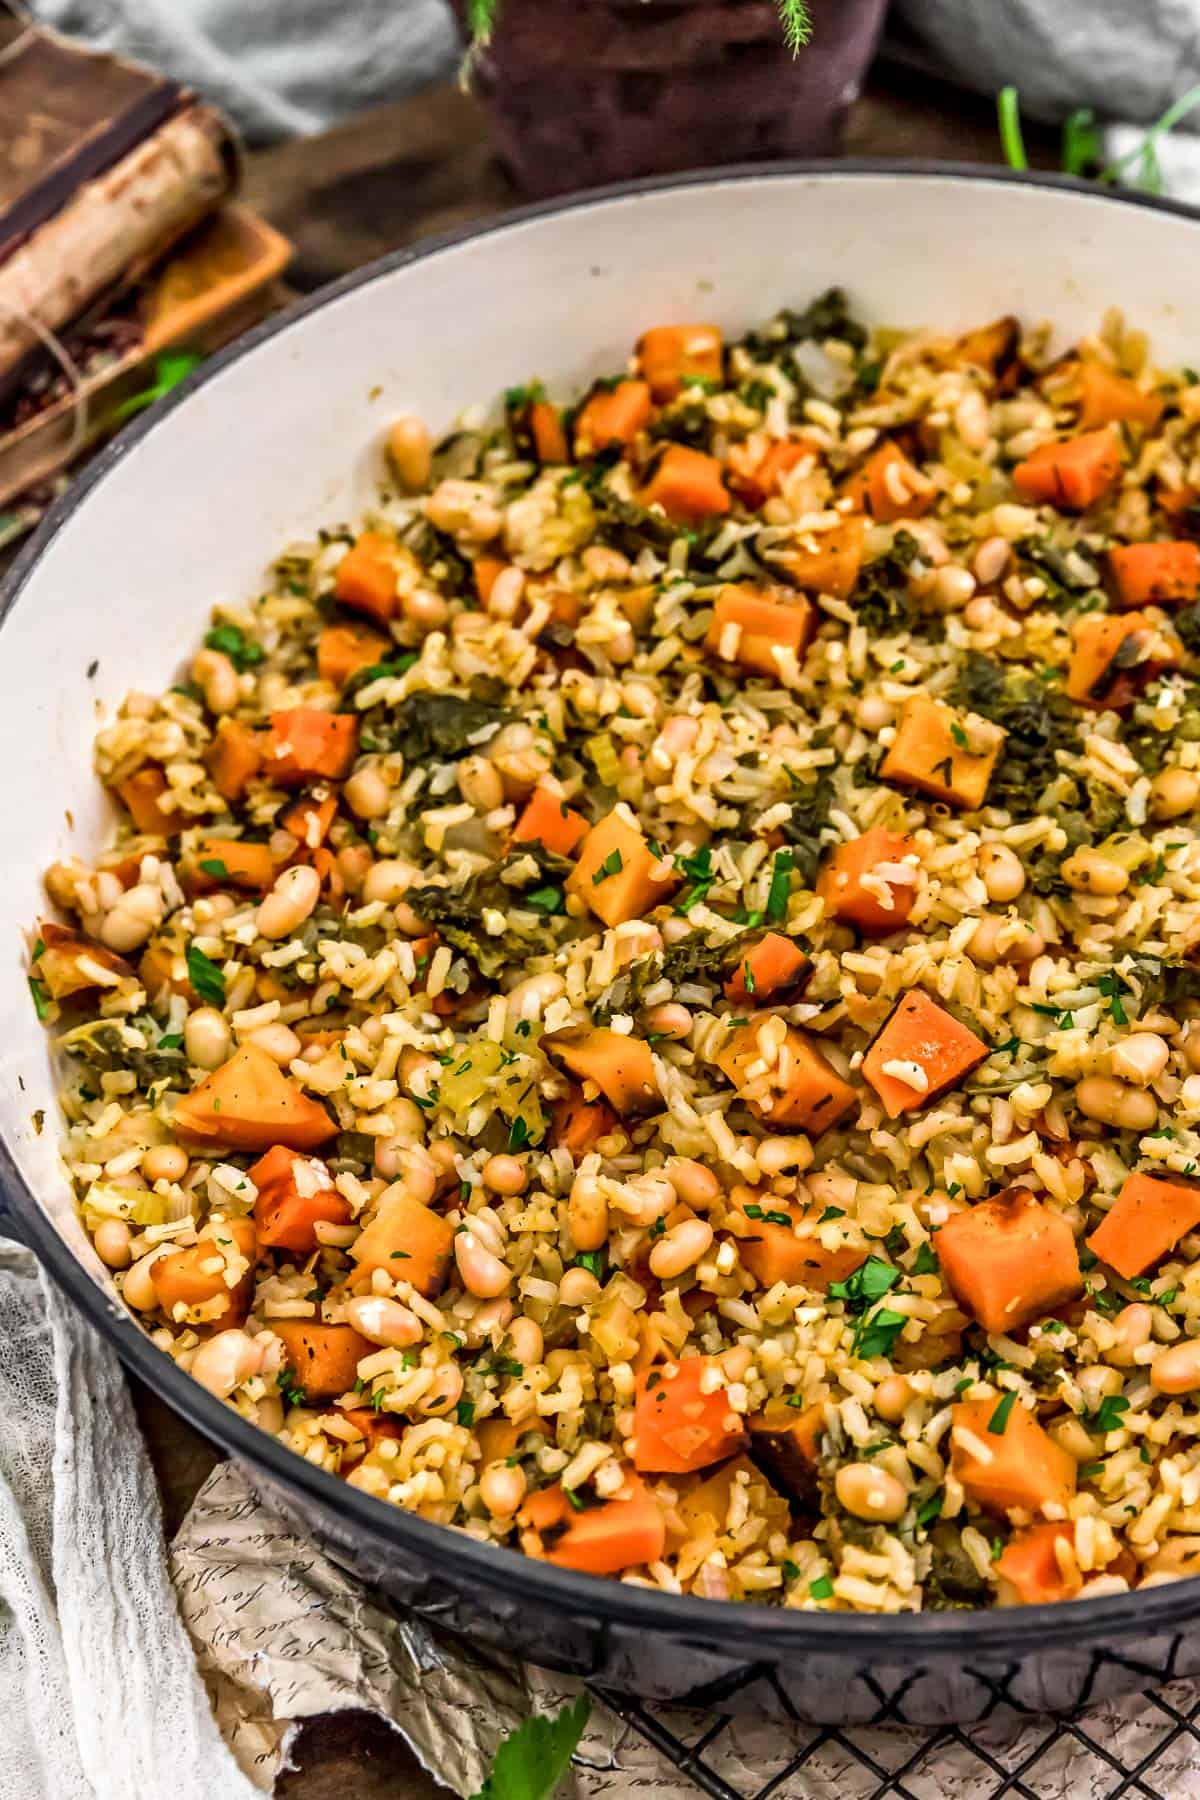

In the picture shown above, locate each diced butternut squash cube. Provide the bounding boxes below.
[705,585,814,679]
[350,1186,455,1295]
[545,1026,660,1117]
[180,836,277,895]
[1087,1172,1200,1281]
[678,1452,790,1536]
[1109,541,1200,609]
[1077,362,1164,433]
[732,1198,866,1292]
[636,324,723,401]
[521,1469,666,1574]
[726,436,819,510]
[116,767,186,836]
[715,1020,857,1136]
[948,315,1020,384]
[550,1084,617,1159]
[250,1144,351,1254]
[150,1216,257,1331]
[512,785,588,857]
[280,792,338,851]
[317,621,390,686]
[472,556,509,604]
[262,708,359,785]
[951,1397,1076,1518]
[337,1408,405,1460]
[995,1523,1081,1606]
[206,720,263,803]
[639,444,730,525]
[1012,427,1122,511]
[746,1398,826,1502]
[880,694,1004,810]
[862,991,988,1117]
[173,1043,337,1152]
[722,933,811,1006]
[574,380,653,455]
[772,512,865,600]
[935,1186,1083,1334]
[139,940,197,1004]
[633,1356,746,1473]
[566,807,678,927]
[842,440,934,522]
[36,921,132,999]
[334,531,399,626]
[817,827,919,935]
[272,1321,374,1401]
[1066,611,1182,708]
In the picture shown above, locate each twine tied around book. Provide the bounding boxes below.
[0,297,88,456]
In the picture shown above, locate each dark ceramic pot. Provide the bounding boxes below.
[451,0,889,197]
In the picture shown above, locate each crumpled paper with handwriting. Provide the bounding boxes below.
[170,1463,1200,1799]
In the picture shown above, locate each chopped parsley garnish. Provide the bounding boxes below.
[765,849,793,923]
[829,1257,899,1308]
[916,1492,943,1527]
[1097,970,1130,1026]
[526,885,564,914]
[853,1308,907,1360]
[808,1575,834,1599]
[1088,1394,1130,1434]
[674,846,716,914]
[203,623,264,671]
[185,944,226,1007]
[28,977,49,1020]
[911,1242,939,1276]
[455,1399,476,1427]
[507,1116,531,1152]
[592,850,623,885]
[988,1392,1017,1435]
[199,858,229,879]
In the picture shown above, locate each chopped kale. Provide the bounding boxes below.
[367,689,511,763]
[407,846,573,979]
[775,773,835,885]
[740,287,868,355]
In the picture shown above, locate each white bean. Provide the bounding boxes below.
[567,1175,608,1251]
[507,1317,543,1366]
[480,1462,527,1518]
[387,414,432,492]
[458,754,505,813]
[756,1136,813,1176]
[1151,1340,1200,1395]
[648,1218,714,1279]
[99,882,164,952]
[1076,1075,1158,1132]
[482,1154,527,1196]
[664,1159,720,1208]
[191,648,240,715]
[122,1254,161,1311]
[978,843,1025,903]
[362,859,416,905]
[455,1230,512,1298]
[257,864,321,940]
[346,1294,423,1348]
[94,1219,132,1269]
[1149,766,1200,821]
[558,1267,600,1307]
[190,1329,264,1399]
[835,1463,907,1522]
[143,1144,188,1183]
[1106,1304,1153,1368]
[184,1006,231,1070]
[343,763,392,820]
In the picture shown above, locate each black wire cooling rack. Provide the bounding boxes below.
[586,1674,1200,1800]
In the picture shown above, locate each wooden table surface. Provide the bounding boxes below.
[125,60,1056,1797]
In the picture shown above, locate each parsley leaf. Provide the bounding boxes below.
[592,850,623,886]
[28,976,49,1020]
[853,1307,907,1360]
[911,1242,939,1276]
[988,1392,1017,1435]
[185,944,226,1007]
[202,622,264,672]
[1088,1394,1130,1435]
[469,1695,592,1800]
[765,849,793,923]
[829,1257,899,1309]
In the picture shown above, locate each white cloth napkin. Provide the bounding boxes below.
[0,1239,259,1800]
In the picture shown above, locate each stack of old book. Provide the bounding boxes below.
[0,14,291,540]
